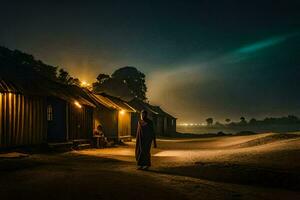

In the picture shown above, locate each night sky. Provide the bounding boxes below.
[1,0,299,123]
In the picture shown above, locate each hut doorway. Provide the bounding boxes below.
[68,106,93,141]
[118,111,131,138]
[47,98,67,142]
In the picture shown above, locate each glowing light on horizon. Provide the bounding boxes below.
[80,81,90,87]
[178,123,207,126]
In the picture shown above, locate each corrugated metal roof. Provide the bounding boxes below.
[64,85,96,107]
[100,94,136,112]
[0,79,21,93]
[0,78,47,95]
[0,78,96,107]
[79,89,117,110]
[94,94,119,110]
[129,98,176,119]
[150,105,176,119]
[128,99,159,114]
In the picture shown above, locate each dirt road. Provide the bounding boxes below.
[0,133,300,200]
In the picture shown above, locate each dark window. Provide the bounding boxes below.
[47,105,53,121]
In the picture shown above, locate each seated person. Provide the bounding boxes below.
[93,124,107,148]
[93,124,103,137]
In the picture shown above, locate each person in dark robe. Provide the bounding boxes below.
[135,110,157,170]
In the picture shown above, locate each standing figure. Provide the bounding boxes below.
[135,110,157,170]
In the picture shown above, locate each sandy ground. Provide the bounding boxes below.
[0,132,300,200]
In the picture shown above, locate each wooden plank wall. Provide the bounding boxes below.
[164,118,176,135]
[68,104,93,140]
[156,116,164,136]
[0,93,47,148]
[118,112,131,138]
[130,113,139,137]
[93,108,118,139]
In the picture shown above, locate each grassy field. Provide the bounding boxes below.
[0,132,300,200]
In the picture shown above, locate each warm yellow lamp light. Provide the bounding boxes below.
[119,110,125,115]
[74,101,82,108]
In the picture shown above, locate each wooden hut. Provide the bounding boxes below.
[91,93,135,141]
[128,98,177,137]
[150,106,177,136]
[80,90,118,141]
[0,46,96,148]
[46,84,96,143]
[0,79,47,148]
[0,77,96,148]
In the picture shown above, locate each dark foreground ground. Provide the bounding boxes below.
[0,132,300,200]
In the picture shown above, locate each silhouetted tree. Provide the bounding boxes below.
[58,69,70,83]
[71,78,81,86]
[96,73,110,84]
[262,115,300,125]
[206,118,213,126]
[112,66,147,101]
[287,115,299,123]
[57,68,82,85]
[0,46,57,80]
[239,116,246,123]
[249,118,257,125]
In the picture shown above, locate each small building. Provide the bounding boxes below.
[128,98,177,137]
[0,46,99,148]
[149,105,177,136]
[83,91,119,141]
[46,84,96,143]
[91,93,135,141]
[0,77,96,148]
[0,78,47,148]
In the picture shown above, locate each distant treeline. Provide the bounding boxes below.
[207,115,300,127]
[0,46,147,101]
[0,46,80,85]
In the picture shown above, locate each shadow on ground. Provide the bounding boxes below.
[150,161,300,191]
